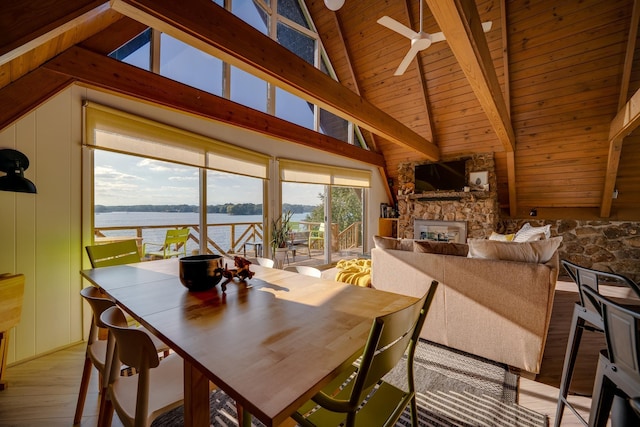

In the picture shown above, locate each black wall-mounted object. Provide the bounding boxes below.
[0,149,37,194]
[414,160,467,192]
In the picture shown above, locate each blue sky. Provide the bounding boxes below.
[94,150,323,206]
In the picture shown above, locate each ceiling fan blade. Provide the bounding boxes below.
[430,31,446,43]
[482,21,493,32]
[394,44,422,76]
[377,16,418,40]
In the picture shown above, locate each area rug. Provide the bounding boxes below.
[151,339,548,426]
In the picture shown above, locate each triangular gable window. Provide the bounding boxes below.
[109,0,367,149]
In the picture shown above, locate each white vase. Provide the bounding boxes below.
[273,247,288,269]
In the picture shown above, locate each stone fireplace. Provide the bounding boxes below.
[397,153,499,240]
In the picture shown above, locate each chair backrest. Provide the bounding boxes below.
[0,274,25,333]
[582,286,640,379]
[309,223,324,234]
[295,266,322,278]
[256,257,275,268]
[86,240,140,268]
[80,286,116,331]
[165,228,190,247]
[101,306,160,373]
[346,280,438,408]
[79,287,118,397]
[100,306,162,427]
[561,260,640,317]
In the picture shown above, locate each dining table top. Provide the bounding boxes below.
[80,257,417,427]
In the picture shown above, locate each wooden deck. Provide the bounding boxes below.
[0,279,631,426]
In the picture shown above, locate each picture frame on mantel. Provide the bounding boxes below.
[469,171,489,191]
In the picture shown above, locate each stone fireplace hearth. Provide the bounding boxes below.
[414,219,467,243]
[396,154,499,240]
[398,192,498,240]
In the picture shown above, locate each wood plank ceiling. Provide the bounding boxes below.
[1,0,639,219]
[309,0,640,219]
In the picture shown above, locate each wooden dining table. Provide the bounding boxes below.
[80,258,417,427]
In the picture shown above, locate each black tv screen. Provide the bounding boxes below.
[415,160,467,192]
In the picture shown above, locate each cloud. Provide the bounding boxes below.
[169,175,198,182]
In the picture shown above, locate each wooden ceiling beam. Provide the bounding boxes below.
[601,85,640,217]
[109,0,439,161]
[42,47,385,167]
[424,0,515,153]
[80,16,148,55]
[600,0,640,218]
[403,0,436,144]
[329,11,395,203]
[617,0,639,111]
[0,0,109,66]
[501,0,517,217]
[329,11,380,152]
[0,68,74,130]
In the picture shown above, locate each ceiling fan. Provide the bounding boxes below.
[377,1,492,76]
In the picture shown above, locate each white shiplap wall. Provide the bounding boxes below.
[0,86,84,363]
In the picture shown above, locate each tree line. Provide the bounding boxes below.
[94,203,315,215]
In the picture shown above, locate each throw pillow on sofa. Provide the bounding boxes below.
[413,240,469,257]
[513,223,551,242]
[467,236,562,263]
[489,231,515,241]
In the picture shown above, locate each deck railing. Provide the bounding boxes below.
[94,222,263,257]
[338,222,361,250]
[296,221,362,251]
[95,220,362,258]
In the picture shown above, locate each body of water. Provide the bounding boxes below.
[95,211,310,255]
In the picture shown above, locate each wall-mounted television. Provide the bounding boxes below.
[414,160,467,192]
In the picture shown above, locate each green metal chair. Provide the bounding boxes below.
[308,223,324,253]
[292,280,439,427]
[289,222,310,259]
[86,240,141,268]
[143,228,190,259]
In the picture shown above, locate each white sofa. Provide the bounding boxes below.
[371,245,560,374]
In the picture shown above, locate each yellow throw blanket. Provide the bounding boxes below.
[335,258,372,287]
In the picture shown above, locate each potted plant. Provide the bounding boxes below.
[271,210,293,268]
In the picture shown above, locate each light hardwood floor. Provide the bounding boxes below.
[0,280,631,426]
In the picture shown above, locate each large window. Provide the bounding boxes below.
[160,34,224,96]
[279,159,369,263]
[277,23,314,65]
[109,28,151,71]
[230,66,268,112]
[86,103,268,257]
[275,88,314,129]
[93,150,202,255]
[108,0,367,148]
[233,0,269,34]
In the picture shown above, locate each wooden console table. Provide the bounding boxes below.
[0,274,25,390]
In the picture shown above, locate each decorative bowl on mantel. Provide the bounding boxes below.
[179,255,224,292]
